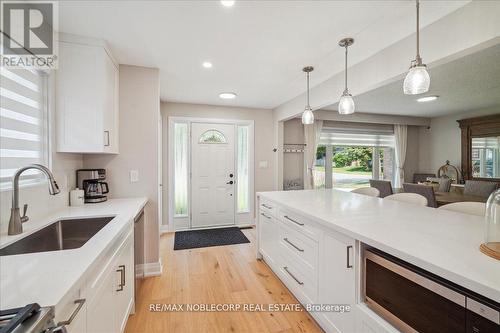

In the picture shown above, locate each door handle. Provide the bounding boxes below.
[56,299,86,326]
[226,180,234,185]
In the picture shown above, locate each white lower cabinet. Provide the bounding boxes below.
[114,236,135,332]
[55,227,134,333]
[318,231,356,333]
[258,198,357,333]
[87,267,116,333]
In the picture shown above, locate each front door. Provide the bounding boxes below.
[191,123,235,228]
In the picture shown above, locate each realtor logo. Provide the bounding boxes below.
[1,1,58,69]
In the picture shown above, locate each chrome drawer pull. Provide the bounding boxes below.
[261,204,272,209]
[284,215,304,226]
[283,266,304,285]
[346,245,353,268]
[116,265,125,291]
[283,238,304,252]
[260,212,271,219]
[56,299,86,326]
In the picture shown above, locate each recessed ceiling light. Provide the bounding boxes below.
[220,0,235,7]
[417,95,439,103]
[219,92,237,99]
[202,61,213,68]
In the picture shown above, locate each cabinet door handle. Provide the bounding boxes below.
[261,204,272,209]
[56,299,86,326]
[283,266,304,285]
[116,265,125,291]
[284,215,304,226]
[104,130,110,147]
[346,245,353,268]
[260,212,271,219]
[283,238,304,252]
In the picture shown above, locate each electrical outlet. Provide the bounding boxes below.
[259,161,268,169]
[130,170,139,183]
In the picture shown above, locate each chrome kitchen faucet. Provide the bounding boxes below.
[8,164,60,235]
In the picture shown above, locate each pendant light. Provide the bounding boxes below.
[403,0,430,95]
[301,66,314,125]
[338,38,355,115]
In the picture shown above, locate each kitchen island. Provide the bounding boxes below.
[257,189,500,333]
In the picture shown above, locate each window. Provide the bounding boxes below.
[199,129,226,144]
[0,68,49,189]
[174,122,188,216]
[315,121,395,190]
[237,125,249,213]
[472,136,499,178]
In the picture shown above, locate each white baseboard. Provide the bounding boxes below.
[160,224,170,234]
[143,259,163,277]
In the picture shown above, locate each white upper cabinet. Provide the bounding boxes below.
[56,33,119,153]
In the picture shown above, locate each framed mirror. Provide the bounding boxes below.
[458,114,500,183]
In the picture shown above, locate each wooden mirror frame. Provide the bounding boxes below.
[458,114,500,183]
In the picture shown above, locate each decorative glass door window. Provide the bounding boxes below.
[198,129,226,144]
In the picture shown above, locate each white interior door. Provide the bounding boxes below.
[191,123,235,228]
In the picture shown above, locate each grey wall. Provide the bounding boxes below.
[83,65,161,265]
[418,107,500,175]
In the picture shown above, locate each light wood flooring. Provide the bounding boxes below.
[125,228,323,333]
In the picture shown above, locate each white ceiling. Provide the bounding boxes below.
[59,0,468,109]
[323,43,500,118]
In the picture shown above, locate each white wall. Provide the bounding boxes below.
[161,102,274,227]
[0,75,83,234]
[418,107,500,175]
[83,65,160,265]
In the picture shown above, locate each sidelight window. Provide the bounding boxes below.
[174,122,188,216]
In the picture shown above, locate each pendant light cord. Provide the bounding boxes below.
[306,71,310,108]
[344,45,348,92]
[416,0,421,64]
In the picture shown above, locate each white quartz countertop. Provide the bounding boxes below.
[0,198,148,310]
[258,189,500,303]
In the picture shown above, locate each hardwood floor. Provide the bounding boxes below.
[125,228,324,333]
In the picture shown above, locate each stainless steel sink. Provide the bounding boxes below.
[0,216,115,256]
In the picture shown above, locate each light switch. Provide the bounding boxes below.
[130,170,139,183]
[259,161,268,169]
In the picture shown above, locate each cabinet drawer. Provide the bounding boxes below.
[279,221,318,273]
[278,255,317,304]
[278,208,320,242]
[259,212,280,265]
[260,199,277,218]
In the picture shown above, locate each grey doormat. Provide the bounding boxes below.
[173,227,250,250]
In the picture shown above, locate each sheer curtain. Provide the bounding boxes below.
[237,125,249,212]
[303,120,323,189]
[394,124,408,189]
[174,123,188,215]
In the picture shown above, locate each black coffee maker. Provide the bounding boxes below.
[76,169,109,203]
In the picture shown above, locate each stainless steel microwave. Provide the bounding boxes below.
[363,248,500,333]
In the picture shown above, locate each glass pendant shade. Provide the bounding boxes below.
[302,107,314,125]
[338,93,355,115]
[403,65,430,95]
[481,189,500,260]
